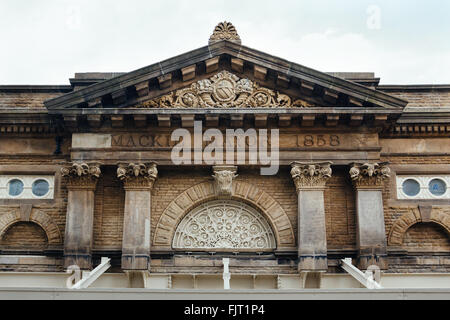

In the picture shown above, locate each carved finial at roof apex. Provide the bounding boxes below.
[209,21,241,45]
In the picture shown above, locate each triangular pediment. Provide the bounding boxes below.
[44,42,407,114]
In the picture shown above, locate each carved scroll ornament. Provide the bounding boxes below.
[135,71,313,109]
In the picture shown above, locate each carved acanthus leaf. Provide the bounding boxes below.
[117,162,158,189]
[134,71,314,109]
[61,162,101,189]
[350,162,390,188]
[290,162,333,191]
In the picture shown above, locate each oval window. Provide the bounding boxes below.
[428,179,446,196]
[32,179,50,197]
[8,179,24,197]
[402,179,420,197]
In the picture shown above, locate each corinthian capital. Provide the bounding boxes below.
[349,162,390,188]
[212,165,238,196]
[61,162,101,189]
[117,162,158,190]
[290,162,332,191]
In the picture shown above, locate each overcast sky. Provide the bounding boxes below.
[1,0,449,85]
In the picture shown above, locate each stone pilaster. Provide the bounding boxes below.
[117,162,158,270]
[61,162,101,269]
[291,161,332,272]
[212,165,238,196]
[349,162,390,269]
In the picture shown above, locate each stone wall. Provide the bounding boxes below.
[1,222,48,250]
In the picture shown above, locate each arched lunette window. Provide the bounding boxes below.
[172,200,276,251]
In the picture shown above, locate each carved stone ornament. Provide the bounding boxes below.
[209,21,241,45]
[135,71,314,109]
[172,200,276,250]
[349,162,390,188]
[117,162,158,189]
[61,162,101,189]
[212,166,238,196]
[290,162,333,191]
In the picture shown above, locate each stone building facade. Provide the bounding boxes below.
[0,22,449,290]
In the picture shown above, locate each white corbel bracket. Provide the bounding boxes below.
[340,258,382,289]
[223,258,231,290]
[70,257,111,289]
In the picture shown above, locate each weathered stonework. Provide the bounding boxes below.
[349,162,390,189]
[61,162,101,190]
[117,162,158,190]
[172,199,276,250]
[388,206,450,246]
[118,162,158,270]
[0,21,449,280]
[350,162,390,269]
[291,162,332,272]
[209,21,241,45]
[135,71,313,109]
[153,179,296,252]
[212,165,237,196]
[61,162,101,269]
[290,162,332,190]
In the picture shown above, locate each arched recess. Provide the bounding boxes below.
[0,209,62,248]
[388,208,450,246]
[153,180,296,251]
[1,222,48,250]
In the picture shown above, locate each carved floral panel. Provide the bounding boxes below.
[135,71,314,109]
[172,200,276,251]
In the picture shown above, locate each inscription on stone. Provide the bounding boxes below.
[69,132,377,149]
[110,133,346,148]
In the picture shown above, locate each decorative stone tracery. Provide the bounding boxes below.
[172,200,276,250]
[153,181,296,250]
[135,71,314,109]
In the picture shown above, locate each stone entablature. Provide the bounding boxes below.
[60,162,101,189]
[349,162,390,188]
[290,162,333,191]
[117,162,158,190]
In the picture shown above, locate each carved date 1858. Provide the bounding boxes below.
[300,134,340,147]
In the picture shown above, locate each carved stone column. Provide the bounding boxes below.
[61,162,101,269]
[349,162,390,269]
[117,162,158,270]
[212,165,238,196]
[291,162,332,272]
